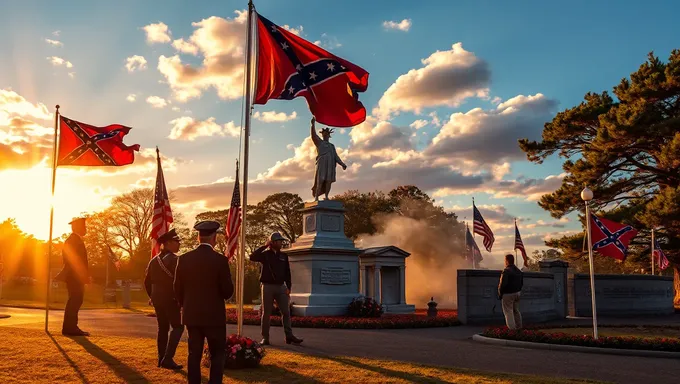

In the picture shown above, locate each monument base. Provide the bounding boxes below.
[383,304,416,314]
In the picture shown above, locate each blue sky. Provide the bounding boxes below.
[1,0,679,263]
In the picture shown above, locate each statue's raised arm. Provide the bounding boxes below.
[310,117,321,147]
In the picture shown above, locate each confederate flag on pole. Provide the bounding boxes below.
[254,13,369,127]
[57,116,140,166]
[590,214,638,261]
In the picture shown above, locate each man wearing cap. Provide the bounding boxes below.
[250,232,303,346]
[144,228,184,370]
[174,220,234,384]
[55,217,90,336]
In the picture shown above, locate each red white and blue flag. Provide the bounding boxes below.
[225,165,242,261]
[58,115,140,166]
[514,222,528,267]
[653,239,669,271]
[465,226,483,266]
[473,204,495,251]
[589,215,638,261]
[254,13,369,127]
[151,149,173,257]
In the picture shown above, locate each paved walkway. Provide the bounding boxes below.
[1,307,679,383]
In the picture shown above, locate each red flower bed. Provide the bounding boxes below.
[226,308,459,329]
[482,327,680,352]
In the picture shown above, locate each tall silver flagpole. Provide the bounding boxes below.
[581,186,598,339]
[237,0,255,336]
[45,105,61,333]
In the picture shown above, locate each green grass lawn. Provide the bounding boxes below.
[0,327,603,384]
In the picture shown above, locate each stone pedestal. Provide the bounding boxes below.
[287,200,361,316]
[539,260,569,319]
[359,246,415,314]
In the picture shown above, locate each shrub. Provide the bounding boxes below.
[347,296,384,318]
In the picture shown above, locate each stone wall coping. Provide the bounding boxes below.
[457,269,553,279]
[472,334,680,359]
[571,274,673,281]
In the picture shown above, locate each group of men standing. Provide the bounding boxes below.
[57,217,303,384]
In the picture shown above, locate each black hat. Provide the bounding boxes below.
[158,228,180,244]
[269,232,285,242]
[194,220,221,236]
[69,217,86,225]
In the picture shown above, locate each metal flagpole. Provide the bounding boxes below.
[45,105,61,333]
[471,198,477,269]
[237,0,255,336]
[651,228,655,276]
[581,186,598,339]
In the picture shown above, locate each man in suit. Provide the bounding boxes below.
[498,253,524,330]
[144,228,184,370]
[174,220,234,384]
[250,232,303,346]
[57,217,90,336]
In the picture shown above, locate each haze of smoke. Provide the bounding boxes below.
[355,214,468,309]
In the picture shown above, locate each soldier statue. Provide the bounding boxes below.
[310,117,347,201]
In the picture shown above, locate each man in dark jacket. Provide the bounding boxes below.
[56,217,90,336]
[144,228,184,370]
[250,232,303,346]
[174,220,234,384]
[498,253,523,330]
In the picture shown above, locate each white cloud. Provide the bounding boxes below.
[253,110,298,123]
[143,22,172,44]
[168,116,240,141]
[375,43,490,118]
[45,38,63,47]
[491,96,502,104]
[157,11,248,102]
[68,72,75,79]
[52,30,61,37]
[125,55,148,72]
[0,89,51,120]
[409,119,428,130]
[47,56,73,68]
[126,94,137,102]
[382,19,412,32]
[313,33,342,50]
[171,38,199,55]
[172,106,180,112]
[146,96,169,108]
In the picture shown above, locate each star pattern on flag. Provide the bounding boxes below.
[60,117,119,165]
[591,215,635,254]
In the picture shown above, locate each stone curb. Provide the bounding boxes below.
[472,334,680,359]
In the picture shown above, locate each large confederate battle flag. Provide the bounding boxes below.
[57,116,140,166]
[254,13,369,127]
[590,215,638,261]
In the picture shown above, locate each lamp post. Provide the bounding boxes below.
[581,186,598,339]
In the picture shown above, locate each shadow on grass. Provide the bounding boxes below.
[224,363,324,384]
[70,335,151,383]
[320,355,451,384]
[47,333,88,384]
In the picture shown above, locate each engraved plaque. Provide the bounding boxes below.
[521,286,553,300]
[320,267,351,285]
[305,214,316,233]
[556,280,563,303]
[483,287,492,298]
[320,214,340,232]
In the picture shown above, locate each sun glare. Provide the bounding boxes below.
[0,164,114,240]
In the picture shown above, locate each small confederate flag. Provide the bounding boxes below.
[590,215,638,261]
[254,12,369,127]
[225,164,242,261]
[58,115,140,166]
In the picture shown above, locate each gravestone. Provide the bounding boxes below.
[287,200,361,316]
[359,246,415,314]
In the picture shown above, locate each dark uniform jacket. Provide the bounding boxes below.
[55,234,88,285]
[173,244,234,327]
[498,265,523,298]
[144,251,179,305]
[249,246,292,290]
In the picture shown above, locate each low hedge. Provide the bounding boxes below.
[481,327,680,352]
[226,308,459,329]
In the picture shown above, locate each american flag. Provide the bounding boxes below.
[107,246,121,271]
[225,164,242,261]
[473,203,495,251]
[151,148,173,257]
[653,239,669,271]
[465,226,483,266]
[514,221,528,267]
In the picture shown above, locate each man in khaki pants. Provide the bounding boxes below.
[250,233,303,346]
[498,254,523,329]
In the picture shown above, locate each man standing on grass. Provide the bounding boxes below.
[498,253,523,330]
[250,232,303,346]
[144,228,183,370]
[174,220,234,384]
[55,217,90,336]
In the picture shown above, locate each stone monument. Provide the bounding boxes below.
[358,246,415,314]
[287,200,362,316]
